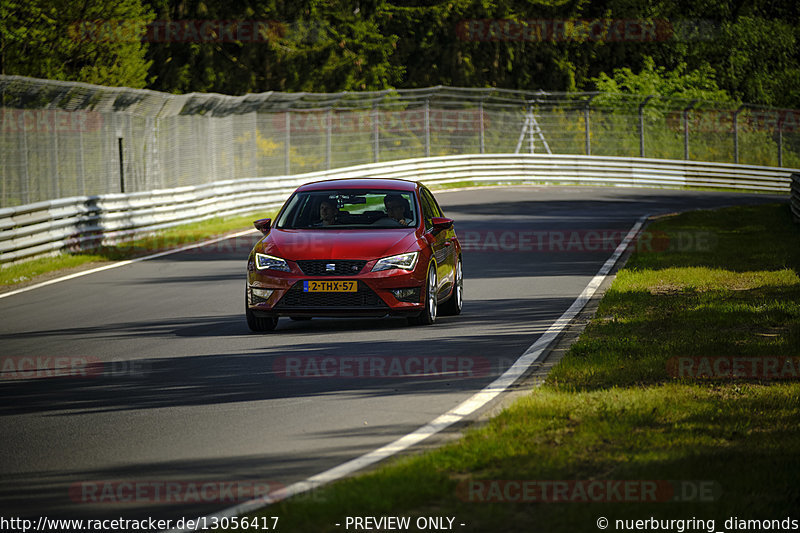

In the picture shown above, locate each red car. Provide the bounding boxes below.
[245,178,463,331]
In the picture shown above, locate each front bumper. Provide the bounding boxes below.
[246,259,426,318]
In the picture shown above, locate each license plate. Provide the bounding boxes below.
[303,280,357,292]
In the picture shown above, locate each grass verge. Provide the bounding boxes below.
[248,203,800,532]
[0,211,273,287]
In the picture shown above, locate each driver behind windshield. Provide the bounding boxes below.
[317,198,339,226]
[384,194,412,226]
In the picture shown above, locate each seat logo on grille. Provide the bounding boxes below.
[326,263,336,273]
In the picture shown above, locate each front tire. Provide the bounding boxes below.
[409,263,437,326]
[246,288,278,332]
[440,256,463,316]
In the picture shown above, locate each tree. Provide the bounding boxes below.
[591,55,733,102]
[143,0,402,95]
[382,0,588,90]
[1,0,153,88]
[713,16,800,107]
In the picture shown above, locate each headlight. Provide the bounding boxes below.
[372,252,419,272]
[255,253,290,272]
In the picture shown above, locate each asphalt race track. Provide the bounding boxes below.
[0,186,786,525]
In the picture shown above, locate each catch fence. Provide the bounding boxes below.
[3,75,800,208]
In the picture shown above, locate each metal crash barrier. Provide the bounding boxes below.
[0,153,796,265]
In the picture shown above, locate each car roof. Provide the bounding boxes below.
[296,178,419,192]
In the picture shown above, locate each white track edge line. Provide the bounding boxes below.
[0,229,258,300]
[164,214,650,532]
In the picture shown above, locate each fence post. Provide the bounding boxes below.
[639,96,654,157]
[326,108,332,170]
[1,85,4,205]
[118,137,125,193]
[128,117,136,190]
[209,116,217,183]
[528,105,535,154]
[479,98,485,154]
[284,111,291,175]
[52,126,60,199]
[683,100,698,160]
[424,97,431,158]
[584,95,598,156]
[776,109,784,167]
[372,103,379,163]
[78,127,86,195]
[252,115,259,177]
[2,109,6,205]
[734,105,745,164]
[20,119,30,203]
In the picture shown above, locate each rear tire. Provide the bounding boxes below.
[246,288,278,332]
[408,263,437,326]
[440,256,463,316]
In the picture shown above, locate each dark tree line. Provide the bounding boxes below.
[2,0,799,106]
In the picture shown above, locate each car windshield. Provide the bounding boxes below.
[276,190,418,229]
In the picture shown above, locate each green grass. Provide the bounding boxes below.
[0,211,274,286]
[246,203,800,532]
[0,253,114,285]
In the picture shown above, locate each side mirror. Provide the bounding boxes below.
[431,217,454,233]
[253,218,271,235]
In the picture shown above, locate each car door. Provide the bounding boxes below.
[420,187,455,300]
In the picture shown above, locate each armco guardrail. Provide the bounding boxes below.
[792,174,800,223]
[1,154,796,265]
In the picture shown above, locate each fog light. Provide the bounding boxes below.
[391,287,420,303]
[252,288,273,299]
[250,287,274,305]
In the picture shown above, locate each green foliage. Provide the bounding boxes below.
[0,0,153,88]
[713,16,800,107]
[383,0,586,91]
[144,0,403,94]
[592,56,733,102]
[2,0,799,110]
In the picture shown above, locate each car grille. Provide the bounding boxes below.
[297,260,367,276]
[276,282,386,308]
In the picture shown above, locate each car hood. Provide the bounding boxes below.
[259,228,419,261]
